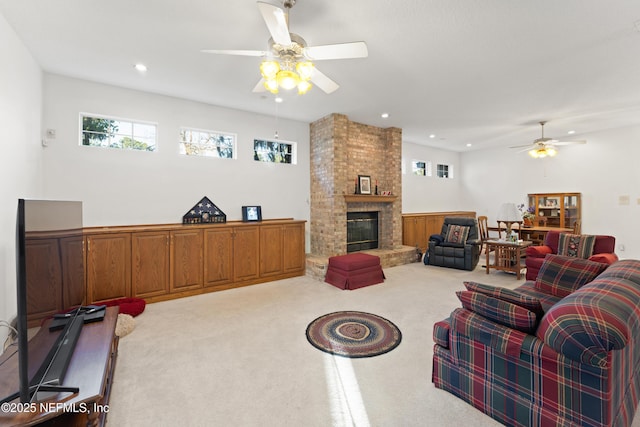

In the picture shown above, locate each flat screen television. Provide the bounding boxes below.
[1,199,89,404]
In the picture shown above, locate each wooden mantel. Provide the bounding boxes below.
[343,195,398,203]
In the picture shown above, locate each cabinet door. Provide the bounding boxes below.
[204,228,234,287]
[403,216,427,251]
[25,238,62,327]
[260,225,284,277]
[59,235,85,309]
[132,231,170,298]
[425,216,442,240]
[233,226,260,282]
[87,233,131,303]
[283,223,305,273]
[170,229,203,292]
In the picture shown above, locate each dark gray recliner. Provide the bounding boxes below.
[427,217,482,271]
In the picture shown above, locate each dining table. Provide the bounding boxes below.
[488,225,574,245]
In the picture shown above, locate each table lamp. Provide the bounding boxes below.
[497,202,521,240]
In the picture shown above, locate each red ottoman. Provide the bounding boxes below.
[325,253,385,290]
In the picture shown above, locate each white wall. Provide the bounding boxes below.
[401,142,463,212]
[42,74,311,239]
[460,126,640,259]
[0,13,43,341]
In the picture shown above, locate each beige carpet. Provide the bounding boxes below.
[107,261,640,427]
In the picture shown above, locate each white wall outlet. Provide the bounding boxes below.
[619,244,626,252]
[46,129,56,139]
[619,195,630,205]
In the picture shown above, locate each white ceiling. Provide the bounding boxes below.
[2,0,640,151]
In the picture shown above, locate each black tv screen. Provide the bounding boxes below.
[1,199,86,404]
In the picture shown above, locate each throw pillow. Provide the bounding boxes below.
[445,225,470,244]
[463,281,544,317]
[557,233,596,259]
[534,254,607,298]
[456,291,538,334]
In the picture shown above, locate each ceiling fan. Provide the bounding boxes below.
[202,0,368,95]
[510,121,586,158]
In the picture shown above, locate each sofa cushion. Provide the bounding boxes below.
[445,225,470,244]
[557,234,596,259]
[456,291,538,333]
[463,281,544,316]
[534,254,608,298]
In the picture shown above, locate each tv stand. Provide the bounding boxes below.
[0,307,119,427]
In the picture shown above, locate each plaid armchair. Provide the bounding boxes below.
[433,259,640,426]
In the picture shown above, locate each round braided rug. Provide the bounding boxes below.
[305,311,402,358]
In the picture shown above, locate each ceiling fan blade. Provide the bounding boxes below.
[257,1,291,46]
[509,144,535,149]
[310,67,339,94]
[552,140,587,146]
[252,79,266,93]
[201,49,267,57]
[304,42,368,60]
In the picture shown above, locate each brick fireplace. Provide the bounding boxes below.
[307,113,415,278]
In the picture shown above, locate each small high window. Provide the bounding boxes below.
[411,160,432,176]
[81,114,156,151]
[436,164,453,179]
[253,139,296,164]
[179,128,236,158]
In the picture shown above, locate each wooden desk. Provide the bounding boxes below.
[0,307,119,427]
[485,240,532,280]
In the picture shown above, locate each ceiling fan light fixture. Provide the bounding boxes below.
[296,61,314,81]
[260,61,280,80]
[297,80,312,94]
[546,146,557,157]
[264,78,279,94]
[276,69,299,90]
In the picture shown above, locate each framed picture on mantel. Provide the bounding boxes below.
[358,175,371,195]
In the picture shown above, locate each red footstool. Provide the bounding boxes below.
[325,253,385,290]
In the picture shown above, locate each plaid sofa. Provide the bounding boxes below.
[432,257,640,427]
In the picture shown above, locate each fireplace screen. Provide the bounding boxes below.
[347,212,379,253]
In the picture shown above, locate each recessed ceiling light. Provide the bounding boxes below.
[134,63,147,72]
[466,143,472,147]
[567,130,575,135]
[275,97,283,103]
[429,134,436,139]
[381,113,389,118]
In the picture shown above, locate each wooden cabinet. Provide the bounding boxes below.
[402,215,427,252]
[402,211,476,252]
[170,229,204,292]
[86,233,131,303]
[132,231,170,298]
[59,235,85,309]
[83,219,305,304]
[528,192,581,232]
[233,226,260,281]
[204,227,234,288]
[283,222,306,274]
[260,224,284,277]
[259,222,306,277]
[25,238,62,327]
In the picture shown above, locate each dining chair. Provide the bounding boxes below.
[477,215,489,253]
[572,219,581,234]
